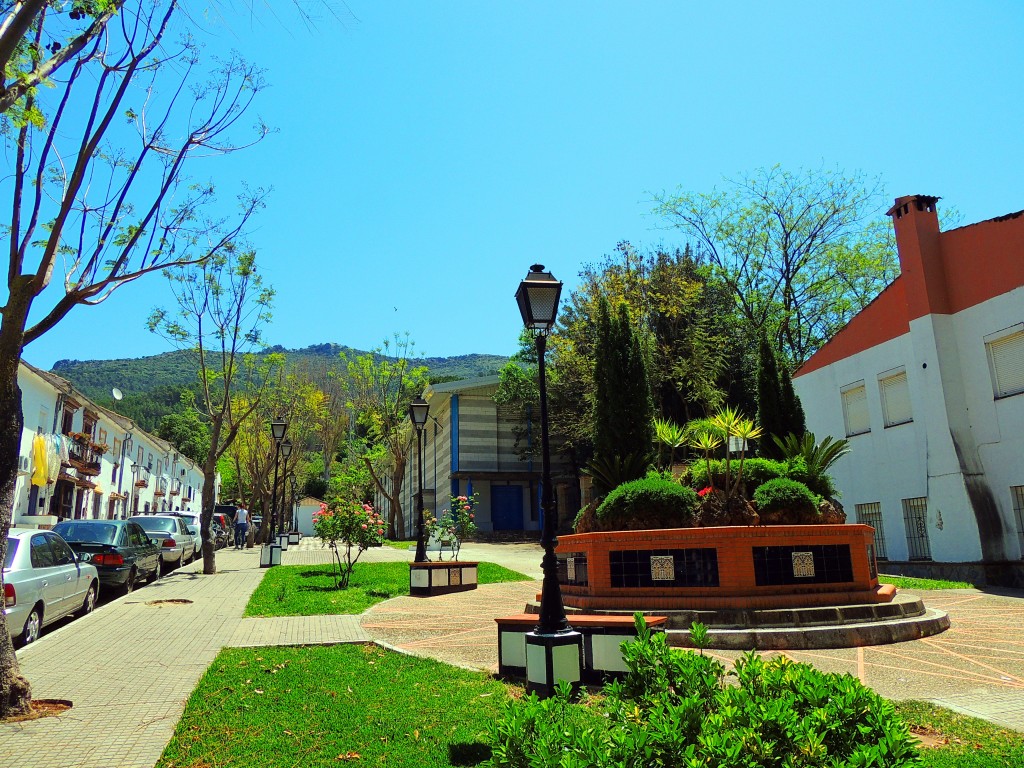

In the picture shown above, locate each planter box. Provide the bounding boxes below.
[409,561,478,597]
[496,613,667,683]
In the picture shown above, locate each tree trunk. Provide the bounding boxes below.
[0,286,34,718]
[389,462,406,540]
[200,419,223,574]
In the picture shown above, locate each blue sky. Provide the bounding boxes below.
[19,1,1024,371]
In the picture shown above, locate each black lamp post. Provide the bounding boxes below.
[409,396,430,562]
[277,439,293,541]
[289,475,299,535]
[515,264,582,698]
[263,418,288,567]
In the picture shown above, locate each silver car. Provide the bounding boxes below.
[3,528,100,645]
[129,515,197,573]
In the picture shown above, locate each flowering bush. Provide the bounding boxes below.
[425,493,478,561]
[313,500,385,588]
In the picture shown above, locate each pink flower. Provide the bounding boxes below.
[463,504,471,511]
[697,486,712,498]
[377,529,384,535]
[361,523,367,530]
[469,514,474,519]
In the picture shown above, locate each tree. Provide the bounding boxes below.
[655,165,897,365]
[346,335,428,540]
[157,393,211,464]
[0,3,267,719]
[592,298,654,481]
[756,333,806,457]
[149,250,280,573]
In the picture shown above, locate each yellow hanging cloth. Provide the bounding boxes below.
[31,434,48,487]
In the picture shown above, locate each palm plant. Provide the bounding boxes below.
[708,406,763,500]
[653,417,687,471]
[686,426,723,492]
[772,432,850,478]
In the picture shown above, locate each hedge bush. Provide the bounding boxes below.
[688,457,788,493]
[489,616,921,767]
[752,477,818,514]
[595,478,700,531]
[784,455,837,498]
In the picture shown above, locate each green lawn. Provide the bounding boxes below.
[245,560,531,617]
[880,575,976,590]
[157,644,510,768]
[382,539,414,550]
[896,700,1024,767]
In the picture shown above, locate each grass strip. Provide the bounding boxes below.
[880,575,976,590]
[245,560,531,617]
[157,644,511,768]
[895,700,1024,767]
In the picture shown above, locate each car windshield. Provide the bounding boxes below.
[132,517,176,533]
[54,522,117,544]
[3,538,16,569]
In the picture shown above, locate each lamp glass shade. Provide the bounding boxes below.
[408,396,430,429]
[515,264,562,330]
[270,418,288,442]
[280,439,293,459]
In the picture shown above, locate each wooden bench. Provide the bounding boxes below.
[495,613,667,684]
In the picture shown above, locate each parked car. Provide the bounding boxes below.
[52,520,161,594]
[3,528,100,646]
[184,524,202,558]
[129,515,197,574]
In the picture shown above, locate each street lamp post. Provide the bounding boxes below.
[516,264,582,698]
[409,397,430,562]
[262,418,288,568]
[277,439,293,551]
[288,475,301,544]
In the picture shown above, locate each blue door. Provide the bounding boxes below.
[491,486,524,531]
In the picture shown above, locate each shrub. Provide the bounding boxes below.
[595,478,700,531]
[688,457,787,493]
[488,614,921,768]
[753,477,817,515]
[785,455,837,498]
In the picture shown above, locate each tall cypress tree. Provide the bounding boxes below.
[593,298,654,468]
[757,333,787,458]
[757,333,807,457]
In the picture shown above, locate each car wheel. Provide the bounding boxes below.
[147,563,160,583]
[78,583,97,616]
[21,605,42,645]
[123,567,138,595]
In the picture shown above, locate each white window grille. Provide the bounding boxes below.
[901,497,932,561]
[855,502,888,559]
[986,328,1024,398]
[879,371,913,427]
[841,382,870,436]
[1011,486,1024,559]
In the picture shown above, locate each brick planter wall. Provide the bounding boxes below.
[556,525,891,610]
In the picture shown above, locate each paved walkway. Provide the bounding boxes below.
[3,539,1024,768]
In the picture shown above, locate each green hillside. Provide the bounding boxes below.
[51,343,508,431]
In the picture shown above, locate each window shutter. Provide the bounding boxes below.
[880,372,912,426]
[842,384,870,436]
[989,331,1024,398]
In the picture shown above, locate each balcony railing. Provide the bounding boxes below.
[133,466,151,488]
[154,477,168,497]
[68,441,102,477]
[170,478,181,496]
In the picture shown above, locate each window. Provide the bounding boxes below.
[841,382,870,436]
[98,428,107,445]
[986,327,1024,398]
[30,534,56,568]
[855,502,888,559]
[37,407,49,433]
[137,446,144,465]
[902,497,932,561]
[879,370,912,427]
[1012,486,1024,559]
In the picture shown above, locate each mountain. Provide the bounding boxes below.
[51,344,509,431]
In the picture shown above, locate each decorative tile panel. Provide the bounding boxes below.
[753,545,854,586]
[450,568,462,586]
[557,552,588,586]
[650,555,675,581]
[609,548,719,588]
[791,551,815,578]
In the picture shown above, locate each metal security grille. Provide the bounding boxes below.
[855,502,888,559]
[1012,486,1024,559]
[902,497,932,561]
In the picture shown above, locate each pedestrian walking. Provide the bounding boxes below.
[233,502,250,549]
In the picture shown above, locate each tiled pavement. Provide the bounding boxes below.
[3,539,1024,768]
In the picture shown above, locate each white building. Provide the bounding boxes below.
[13,361,208,528]
[794,195,1024,586]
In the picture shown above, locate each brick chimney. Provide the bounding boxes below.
[887,195,949,318]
